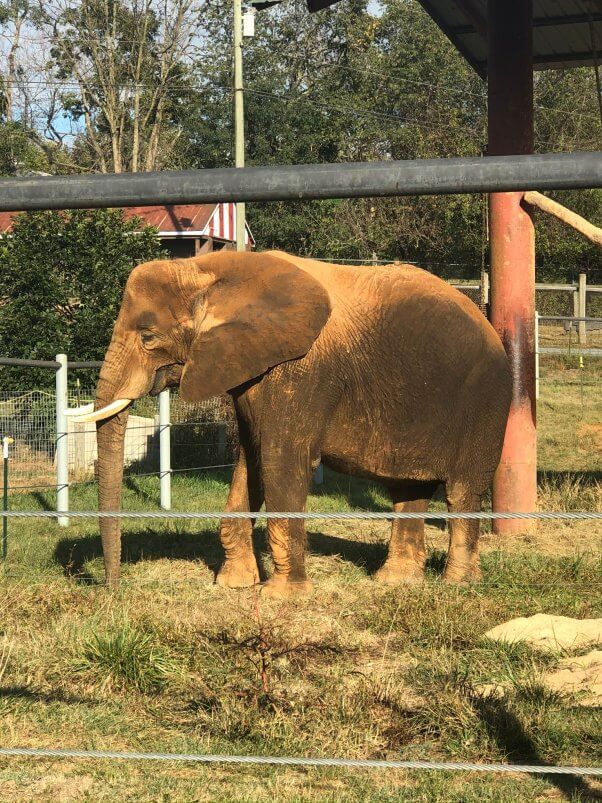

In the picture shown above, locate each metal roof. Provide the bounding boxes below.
[0,204,216,234]
[0,203,255,244]
[416,0,602,77]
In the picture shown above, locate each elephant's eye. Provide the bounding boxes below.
[140,331,157,346]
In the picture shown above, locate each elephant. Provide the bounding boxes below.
[68,250,512,597]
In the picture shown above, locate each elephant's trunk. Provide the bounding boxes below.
[95,370,130,589]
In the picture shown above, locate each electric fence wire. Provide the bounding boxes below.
[0,747,600,776]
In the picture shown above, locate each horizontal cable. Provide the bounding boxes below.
[3,465,236,492]
[539,316,602,322]
[2,511,601,521]
[539,348,602,356]
[0,747,599,775]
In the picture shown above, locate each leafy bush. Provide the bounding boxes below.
[0,208,165,389]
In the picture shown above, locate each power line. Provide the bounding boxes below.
[327,61,602,125]
[3,30,601,125]
[242,86,485,138]
[4,79,598,152]
[2,76,488,141]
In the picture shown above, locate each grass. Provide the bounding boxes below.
[0,361,600,801]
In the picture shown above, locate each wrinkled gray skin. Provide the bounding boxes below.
[94,250,511,598]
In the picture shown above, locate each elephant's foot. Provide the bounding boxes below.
[216,556,260,589]
[442,561,482,585]
[374,559,425,585]
[261,574,313,599]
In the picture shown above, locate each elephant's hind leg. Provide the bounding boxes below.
[216,445,263,589]
[443,483,482,583]
[375,483,435,585]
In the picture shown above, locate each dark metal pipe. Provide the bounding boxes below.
[0,357,61,369]
[68,361,103,369]
[0,152,600,211]
[0,358,103,369]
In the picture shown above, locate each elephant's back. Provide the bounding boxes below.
[345,263,506,374]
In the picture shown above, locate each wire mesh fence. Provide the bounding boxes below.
[538,316,602,355]
[0,387,237,494]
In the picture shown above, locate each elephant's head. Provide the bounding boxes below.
[69,251,331,587]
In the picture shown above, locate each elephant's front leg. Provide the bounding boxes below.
[260,445,313,599]
[216,445,263,588]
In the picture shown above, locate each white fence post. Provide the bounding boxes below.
[480,270,490,308]
[159,389,171,510]
[535,311,540,400]
[55,353,69,527]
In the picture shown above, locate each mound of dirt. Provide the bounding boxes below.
[484,614,602,652]
[543,650,602,706]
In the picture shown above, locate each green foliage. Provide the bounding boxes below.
[0,208,165,388]
[0,122,49,176]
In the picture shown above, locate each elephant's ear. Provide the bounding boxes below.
[180,253,331,402]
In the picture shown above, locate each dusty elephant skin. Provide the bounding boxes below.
[90,250,512,596]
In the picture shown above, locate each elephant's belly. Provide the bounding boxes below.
[320,420,448,484]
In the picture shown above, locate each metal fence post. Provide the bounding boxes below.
[535,311,540,400]
[55,353,69,527]
[313,463,324,486]
[480,270,490,309]
[2,436,12,559]
[578,272,587,345]
[159,389,171,510]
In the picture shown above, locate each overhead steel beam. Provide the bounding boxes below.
[0,152,600,212]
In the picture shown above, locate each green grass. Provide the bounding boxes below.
[0,362,600,801]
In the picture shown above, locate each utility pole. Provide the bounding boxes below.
[233,0,246,252]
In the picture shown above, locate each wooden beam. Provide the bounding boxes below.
[524,191,602,247]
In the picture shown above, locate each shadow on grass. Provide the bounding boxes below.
[308,531,387,573]
[0,685,100,706]
[54,526,452,584]
[53,526,226,584]
[473,696,599,801]
[308,535,449,576]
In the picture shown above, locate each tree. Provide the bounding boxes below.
[37,0,205,173]
[0,120,49,173]
[0,0,29,122]
[0,209,165,388]
[186,0,600,280]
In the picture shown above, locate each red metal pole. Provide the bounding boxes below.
[488,0,537,533]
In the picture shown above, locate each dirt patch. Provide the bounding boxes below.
[543,650,602,706]
[0,773,95,802]
[484,614,602,652]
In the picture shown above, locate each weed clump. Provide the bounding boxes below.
[74,621,179,694]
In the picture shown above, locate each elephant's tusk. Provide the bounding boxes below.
[68,398,132,424]
[64,403,95,417]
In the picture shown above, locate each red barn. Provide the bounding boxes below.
[0,202,255,259]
